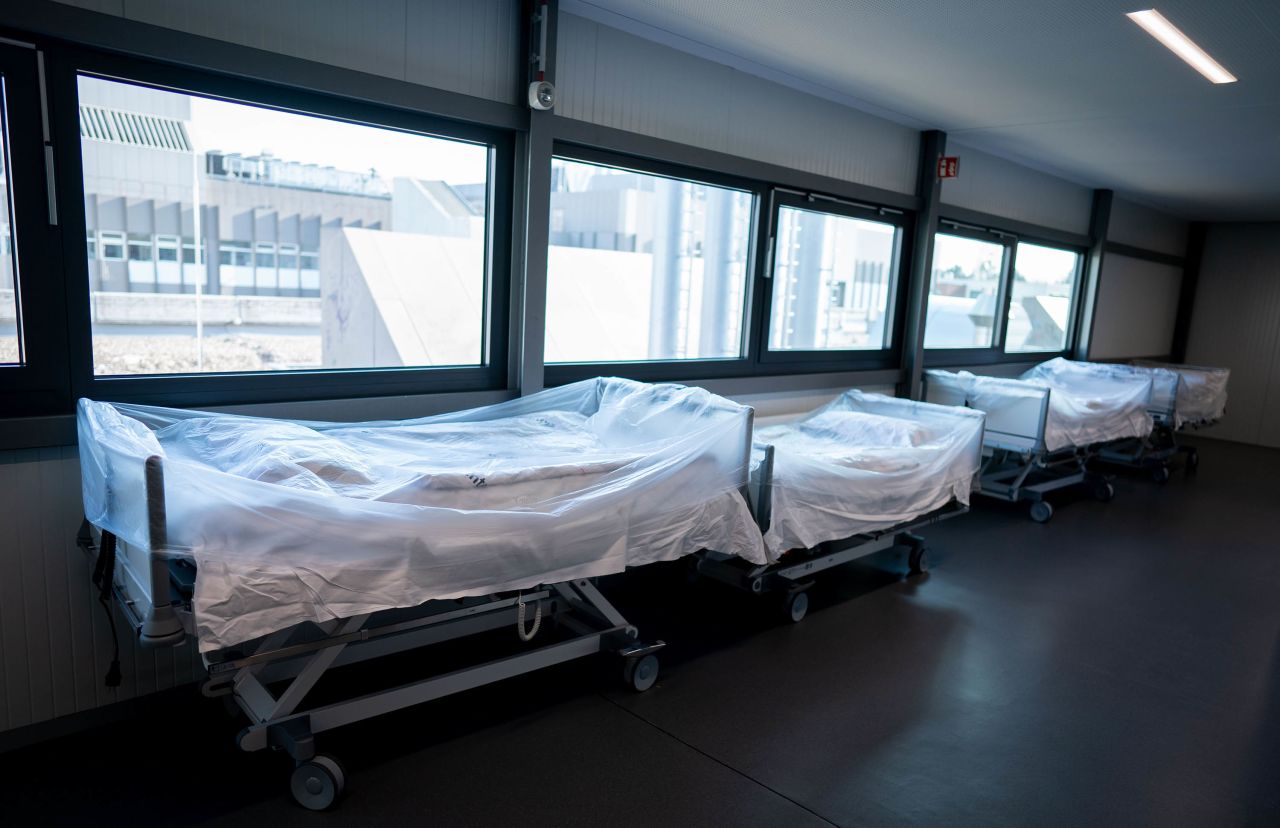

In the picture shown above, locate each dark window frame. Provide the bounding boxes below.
[757,189,908,373]
[0,42,72,417]
[46,43,515,409]
[924,219,1087,368]
[544,143,912,386]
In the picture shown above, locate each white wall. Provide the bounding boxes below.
[53,0,522,105]
[941,142,1093,235]
[1089,254,1183,360]
[555,12,919,196]
[1108,197,1188,257]
[1185,224,1280,446]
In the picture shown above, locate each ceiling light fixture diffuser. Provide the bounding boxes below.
[1127,9,1237,84]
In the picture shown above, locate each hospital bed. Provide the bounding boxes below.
[924,362,1153,522]
[1127,361,1230,472]
[1083,362,1185,481]
[692,390,985,622]
[75,378,766,810]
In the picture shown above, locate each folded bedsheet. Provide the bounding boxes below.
[755,391,985,557]
[78,378,767,651]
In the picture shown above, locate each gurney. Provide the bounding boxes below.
[924,363,1153,522]
[693,390,985,622]
[1122,360,1231,474]
[76,378,765,809]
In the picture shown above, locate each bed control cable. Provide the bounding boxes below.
[90,530,123,687]
[516,592,542,642]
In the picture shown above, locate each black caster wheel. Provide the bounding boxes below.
[1151,465,1171,484]
[624,654,660,693]
[1029,501,1054,524]
[907,545,929,576]
[1186,449,1200,473]
[781,590,809,623]
[290,754,345,811]
[1090,479,1115,503]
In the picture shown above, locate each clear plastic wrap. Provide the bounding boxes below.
[754,390,985,557]
[78,378,766,651]
[1132,360,1230,425]
[1019,358,1155,451]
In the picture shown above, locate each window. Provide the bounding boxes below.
[544,156,754,364]
[0,86,18,366]
[923,233,1007,349]
[86,233,96,260]
[767,204,899,352]
[75,72,498,381]
[1004,242,1082,353]
[99,230,125,260]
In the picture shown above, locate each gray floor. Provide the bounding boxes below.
[3,437,1278,826]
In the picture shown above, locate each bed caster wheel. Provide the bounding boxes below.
[290,754,345,811]
[623,654,660,693]
[1029,501,1054,524]
[1186,449,1199,473]
[781,590,809,623]
[907,545,929,576]
[1151,465,1171,484]
[1090,480,1115,503]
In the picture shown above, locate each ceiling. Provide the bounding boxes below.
[565,0,1280,222]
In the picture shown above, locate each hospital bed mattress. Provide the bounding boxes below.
[78,378,766,651]
[754,390,985,557]
[1019,358,1155,451]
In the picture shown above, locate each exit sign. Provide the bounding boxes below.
[937,156,960,179]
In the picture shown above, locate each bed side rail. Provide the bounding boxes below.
[926,371,1048,454]
[140,455,185,647]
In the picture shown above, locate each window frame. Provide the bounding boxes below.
[757,189,908,373]
[924,219,1086,367]
[0,42,72,417]
[48,44,514,407]
[543,143,765,385]
[543,144,913,386]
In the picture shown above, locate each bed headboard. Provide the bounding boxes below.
[924,370,1049,454]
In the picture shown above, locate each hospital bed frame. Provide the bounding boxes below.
[78,390,757,811]
[924,372,1114,524]
[1094,365,1186,482]
[693,425,977,624]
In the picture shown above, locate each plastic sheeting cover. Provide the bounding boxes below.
[1020,358,1154,451]
[78,378,767,651]
[1133,360,1230,425]
[754,390,985,556]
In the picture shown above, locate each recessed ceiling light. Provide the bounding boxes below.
[1127,9,1237,84]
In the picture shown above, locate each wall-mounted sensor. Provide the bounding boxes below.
[528,80,556,111]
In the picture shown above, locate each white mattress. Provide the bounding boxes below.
[754,390,985,557]
[1019,359,1155,451]
[78,378,767,651]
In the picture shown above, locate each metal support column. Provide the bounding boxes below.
[1169,221,1206,363]
[899,129,946,400]
[513,0,558,395]
[1072,188,1113,361]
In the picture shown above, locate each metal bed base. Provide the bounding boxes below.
[978,447,1114,524]
[1095,422,1201,482]
[78,523,662,810]
[693,501,968,623]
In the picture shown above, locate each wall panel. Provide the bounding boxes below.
[555,13,919,195]
[940,142,1092,235]
[1089,254,1182,360]
[53,0,521,104]
[1107,197,1188,256]
[1185,223,1280,446]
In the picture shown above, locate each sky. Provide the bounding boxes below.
[188,93,490,186]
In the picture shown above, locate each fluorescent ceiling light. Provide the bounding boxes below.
[1127,9,1237,84]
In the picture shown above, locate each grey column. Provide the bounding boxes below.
[1072,189,1113,361]
[898,129,946,400]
